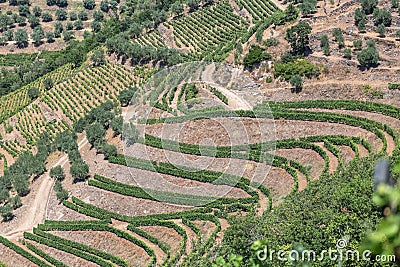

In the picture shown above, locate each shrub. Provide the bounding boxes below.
[353,39,362,50]
[357,45,379,68]
[50,166,65,180]
[243,45,271,68]
[274,59,320,80]
[343,48,352,59]
[28,87,40,99]
[70,160,89,182]
[289,75,303,92]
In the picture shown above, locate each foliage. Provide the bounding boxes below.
[83,0,95,10]
[90,49,106,66]
[285,21,312,55]
[118,87,136,107]
[373,8,392,26]
[28,87,40,99]
[299,0,317,16]
[70,159,89,182]
[376,24,386,38]
[343,48,352,59]
[50,165,65,180]
[357,44,380,68]
[274,59,319,80]
[243,45,271,68]
[216,156,382,266]
[361,159,400,262]
[361,0,378,14]
[289,75,303,92]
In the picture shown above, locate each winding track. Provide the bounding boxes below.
[4,137,89,240]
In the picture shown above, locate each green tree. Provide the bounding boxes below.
[44,77,53,90]
[83,0,95,10]
[376,24,386,37]
[285,21,312,55]
[63,31,73,42]
[332,28,344,48]
[358,18,366,32]
[299,0,317,16]
[28,87,40,99]
[8,195,22,209]
[33,6,42,17]
[357,44,379,68]
[90,49,106,66]
[12,173,30,196]
[55,9,67,21]
[353,39,362,50]
[69,11,77,21]
[66,22,73,30]
[78,10,88,21]
[101,143,117,159]
[320,34,330,56]
[85,122,106,147]
[50,166,65,180]
[45,31,55,43]
[70,160,89,182]
[32,25,45,45]
[373,8,392,26]
[392,0,399,8]
[0,204,13,222]
[73,19,83,30]
[284,3,299,22]
[118,89,135,107]
[100,0,109,12]
[56,188,68,202]
[243,45,271,68]
[289,75,303,92]
[14,29,28,48]
[41,12,52,22]
[18,5,30,17]
[187,0,200,11]
[93,10,104,21]
[54,21,63,38]
[110,116,123,135]
[343,48,352,59]
[28,15,40,28]
[361,0,378,14]
[91,21,101,32]
[396,30,400,40]
[170,1,183,16]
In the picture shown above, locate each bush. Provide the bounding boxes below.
[83,0,95,10]
[357,46,379,68]
[243,45,271,67]
[343,48,352,59]
[353,39,362,50]
[274,59,319,80]
[85,122,106,147]
[50,166,65,180]
[28,87,40,99]
[101,144,117,159]
[289,75,303,92]
[70,160,89,182]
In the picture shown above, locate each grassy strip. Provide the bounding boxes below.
[26,242,68,267]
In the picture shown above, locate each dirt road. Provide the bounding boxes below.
[4,137,88,240]
[202,63,253,111]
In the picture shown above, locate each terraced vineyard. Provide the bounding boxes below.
[0,63,150,162]
[1,61,399,266]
